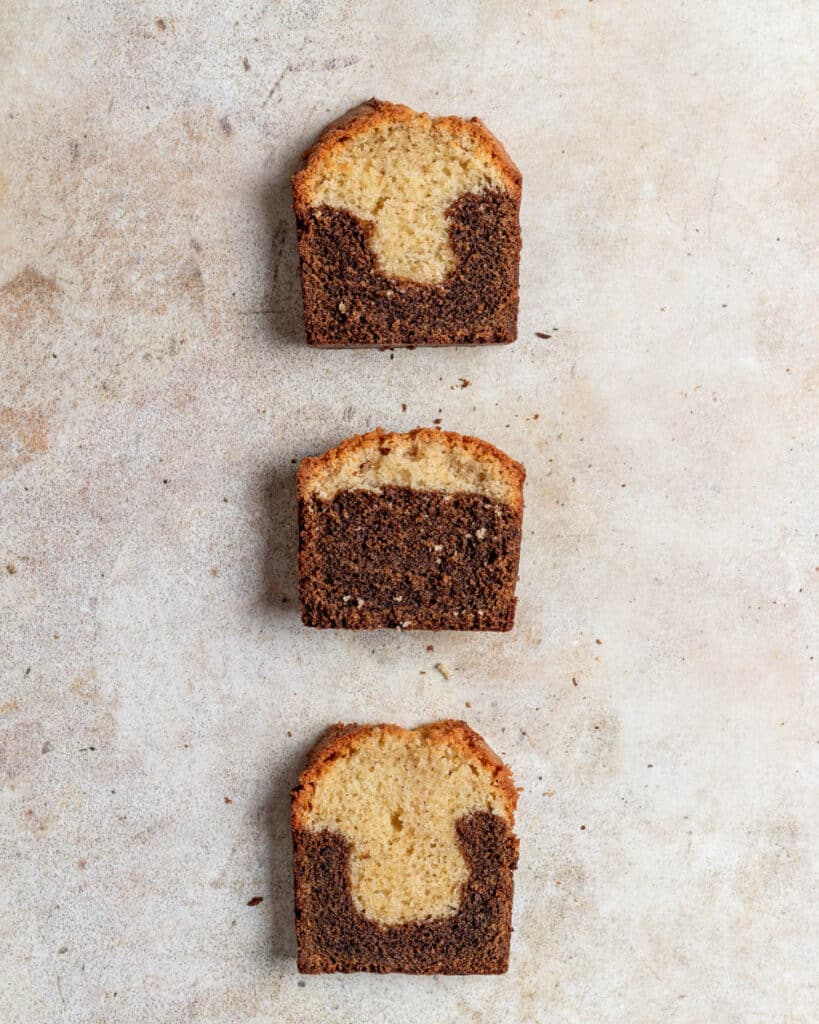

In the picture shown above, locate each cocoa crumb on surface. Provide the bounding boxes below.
[401,403,407,412]
[433,418,442,424]
[595,638,602,645]
[6,563,16,574]
[155,17,166,30]
[224,797,232,804]
[572,676,577,686]
[465,701,471,708]
[535,332,551,339]
[426,644,434,651]
[459,378,470,388]
[247,896,264,907]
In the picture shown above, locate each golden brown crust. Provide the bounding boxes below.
[292,98,522,219]
[291,720,518,833]
[296,428,526,513]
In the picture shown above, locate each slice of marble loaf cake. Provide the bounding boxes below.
[291,720,519,974]
[297,428,525,631]
[292,99,522,347]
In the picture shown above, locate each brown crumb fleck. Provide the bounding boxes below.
[580,825,586,831]
[401,403,407,412]
[532,413,539,420]
[535,332,551,339]
[595,638,602,645]
[209,567,219,577]
[433,418,442,425]
[465,701,471,708]
[246,896,264,907]
[426,644,434,652]
[155,17,166,31]
[286,730,292,738]
[572,676,577,686]
[224,797,232,804]
[459,378,470,388]
[242,57,250,70]
[6,563,16,575]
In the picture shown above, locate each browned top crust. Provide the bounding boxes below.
[291,720,518,832]
[297,427,526,512]
[292,98,522,218]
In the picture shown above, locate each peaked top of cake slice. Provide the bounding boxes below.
[291,720,517,925]
[292,99,521,284]
[297,428,525,509]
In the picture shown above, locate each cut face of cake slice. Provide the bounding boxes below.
[297,428,525,631]
[291,720,519,974]
[292,99,522,347]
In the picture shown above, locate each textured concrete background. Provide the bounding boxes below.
[1,2,817,1021]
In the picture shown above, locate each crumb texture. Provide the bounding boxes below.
[294,813,517,974]
[298,487,522,631]
[300,727,509,924]
[304,116,509,283]
[297,191,519,347]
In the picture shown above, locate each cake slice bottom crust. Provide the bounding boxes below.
[293,811,518,974]
[298,486,522,630]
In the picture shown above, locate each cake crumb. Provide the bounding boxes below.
[535,332,551,339]
[224,796,232,804]
[595,638,603,645]
[6,563,16,575]
[465,701,471,708]
[459,378,470,388]
[435,662,451,680]
[247,896,264,907]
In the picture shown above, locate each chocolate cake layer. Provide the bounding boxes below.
[298,486,522,630]
[293,811,518,974]
[296,189,520,348]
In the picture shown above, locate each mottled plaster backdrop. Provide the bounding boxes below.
[1,2,817,1022]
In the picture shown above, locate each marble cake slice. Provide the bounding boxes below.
[291,720,519,974]
[297,428,525,631]
[292,99,522,347]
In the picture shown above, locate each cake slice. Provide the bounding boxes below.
[292,99,522,347]
[291,720,519,974]
[297,428,525,631]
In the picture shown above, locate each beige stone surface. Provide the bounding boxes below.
[1,1,817,1021]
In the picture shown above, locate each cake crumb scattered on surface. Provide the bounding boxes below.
[426,644,434,651]
[595,638,602,645]
[247,896,264,907]
[535,332,551,339]
[224,797,232,804]
[459,378,470,388]
[435,662,451,680]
